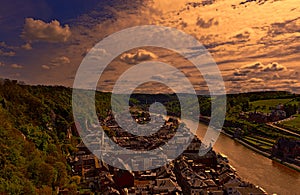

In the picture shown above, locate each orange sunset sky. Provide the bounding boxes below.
[0,0,299,94]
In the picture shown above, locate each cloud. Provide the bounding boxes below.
[21,18,71,43]
[233,62,263,76]
[0,42,6,47]
[41,65,50,70]
[225,75,247,82]
[269,17,300,36]
[261,62,287,72]
[226,61,300,93]
[232,28,253,40]
[0,41,16,57]
[289,71,299,79]
[234,62,287,77]
[272,73,280,79]
[196,17,218,28]
[0,42,14,50]
[239,0,269,6]
[151,74,166,81]
[248,78,264,83]
[120,49,157,64]
[11,64,23,69]
[51,56,70,67]
[241,62,264,69]
[85,48,109,60]
[0,49,15,57]
[21,43,32,50]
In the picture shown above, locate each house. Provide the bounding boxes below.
[270,109,286,121]
[224,181,267,195]
[113,170,134,188]
[247,112,269,123]
[152,178,182,194]
[76,141,91,155]
[272,138,300,165]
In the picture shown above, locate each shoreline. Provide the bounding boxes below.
[216,124,300,173]
[171,116,300,172]
[230,134,300,172]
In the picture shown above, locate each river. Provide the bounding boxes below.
[183,119,300,195]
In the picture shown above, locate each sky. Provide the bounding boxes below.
[0,0,299,94]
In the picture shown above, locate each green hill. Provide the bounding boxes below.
[0,80,111,194]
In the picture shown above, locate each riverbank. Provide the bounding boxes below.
[210,129,300,194]
[220,125,300,172]
[233,136,300,172]
[223,132,271,157]
[197,119,300,173]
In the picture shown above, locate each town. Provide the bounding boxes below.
[65,112,267,195]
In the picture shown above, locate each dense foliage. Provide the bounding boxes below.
[0,80,111,194]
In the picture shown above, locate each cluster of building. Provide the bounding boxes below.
[87,112,200,171]
[67,138,267,194]
[66,113,267,194]
[174,151,266,195]
[272,138,300,166]
[109,112,180,151]
[240,104,287,123]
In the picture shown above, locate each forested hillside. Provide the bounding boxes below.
[0,80,111,194]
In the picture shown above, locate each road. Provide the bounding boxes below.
[267,122,300,138]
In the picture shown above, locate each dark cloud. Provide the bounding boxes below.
[73,0,145,28]
[186,1,216,8]
[196,17,218,28]
[233,62,287,77]
[233,62,263,76]
[268,17,300,36]
[225,61,300,93]
[232,28,252,40]
[239,0,269,6]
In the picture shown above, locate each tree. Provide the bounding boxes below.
[53,162,68,187]
[36,186,52,195]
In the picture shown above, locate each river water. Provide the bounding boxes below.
[184,120,300,195]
